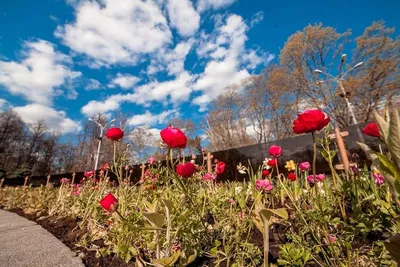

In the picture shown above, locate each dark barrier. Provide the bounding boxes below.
[2,124,378,187]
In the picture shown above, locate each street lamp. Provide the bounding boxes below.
[89,117,116,171]
[314,57,365,143]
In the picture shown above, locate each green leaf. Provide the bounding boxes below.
[259,208,288,222]
[357,142,379,166]
[384,234,400,264]
[373,109,389,143]
[183,251,197,266]
[153,251,181,267]
[388,109,400,168]
[161,199,174,213]
[142,212,165,228]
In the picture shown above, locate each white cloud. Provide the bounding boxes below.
[81,71,194,117]
[197,0,237,12]
[0,40,81,105]
[85,78,101,90]
[108,73,140,89]
[192,14,273,111]
[13,104,81,133]
[128,109,179,126]
[250,11,264,27]
[167,0,200,37]
[55,0,172,66]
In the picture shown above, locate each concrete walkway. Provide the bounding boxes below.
[0,209,84,267]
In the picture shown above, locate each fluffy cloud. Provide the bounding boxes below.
[0,40,81,105]
[85,78,101,90]
[55,0,172,66]
[197,0,237,12]
[128,109,179,126]
[167,0,200,37]
[108,73,140,89]
[13,104,81,133]
[81,72,193,117]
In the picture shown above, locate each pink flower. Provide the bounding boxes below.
[148,156,155,165]
[73,189,80,196]
[325,234,337,244]
[100,163,110,171]
[171,242,182,252]
[60,177,70,184]
[216,161,226,174]
[255,179,274,192]
[227,198,235,204]
[372,173,385,186]
[269,145,282,158]
[203,173,217,181]
[299,162,311,171]
[307,174,325,183]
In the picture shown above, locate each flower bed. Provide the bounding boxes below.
[1,109,399,267]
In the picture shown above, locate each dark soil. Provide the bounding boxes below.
[5,208,132,267]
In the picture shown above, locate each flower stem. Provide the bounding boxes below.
[311,131,317,195]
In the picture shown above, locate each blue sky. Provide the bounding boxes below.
[0,0,399,137]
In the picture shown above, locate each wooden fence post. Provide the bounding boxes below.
[140,163,146,180]
[46,175,51,187]
[204,152,214,173]
[0,178,4,188]
[328,128,356,171]
[71,172,76,185]
[24,176,29,187]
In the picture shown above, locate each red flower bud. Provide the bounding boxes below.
[362,123,380,137]
[287,172,296,181]
[84,170,95,178]
[105,127,124,141]
[160,126,187,148]
[176,162,195,178]
[216,161,226,175]
[267,159,277,167]
[262,169,270,177]
[100,193,118,212]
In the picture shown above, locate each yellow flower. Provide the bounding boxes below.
[285,160,296,171]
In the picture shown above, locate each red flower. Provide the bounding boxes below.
[160,126,187,148]
[267,159,277,167]
[84,170,95,178]
[262,169,270,177]
[216,161,226,174]
[105,127,124,141]
[176,162,195,178]
[100,193,118,212]
[287,172,296,181]
[100,162,110,171]
[362,123,380,137]
[269,145,282,158]
[292,109,330,134]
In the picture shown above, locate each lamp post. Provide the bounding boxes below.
[89,116,116,171]
[315,56,365,143]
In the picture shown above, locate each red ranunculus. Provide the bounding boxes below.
[176,162,195,178]
[292,109,330,134]
[269,145,282,158]
[100,193,118,212]
[287,172,296,181]
[160,126,187,148]
[362,123,380,137]
[262,169,270,177]
[84,170,95,178]
[100,162,110,171]
[216,161,226,174]
[267,159,277,167]
[105,127,124,141]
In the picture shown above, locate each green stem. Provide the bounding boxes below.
[312,132,318,195]
[263,220,269,267]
